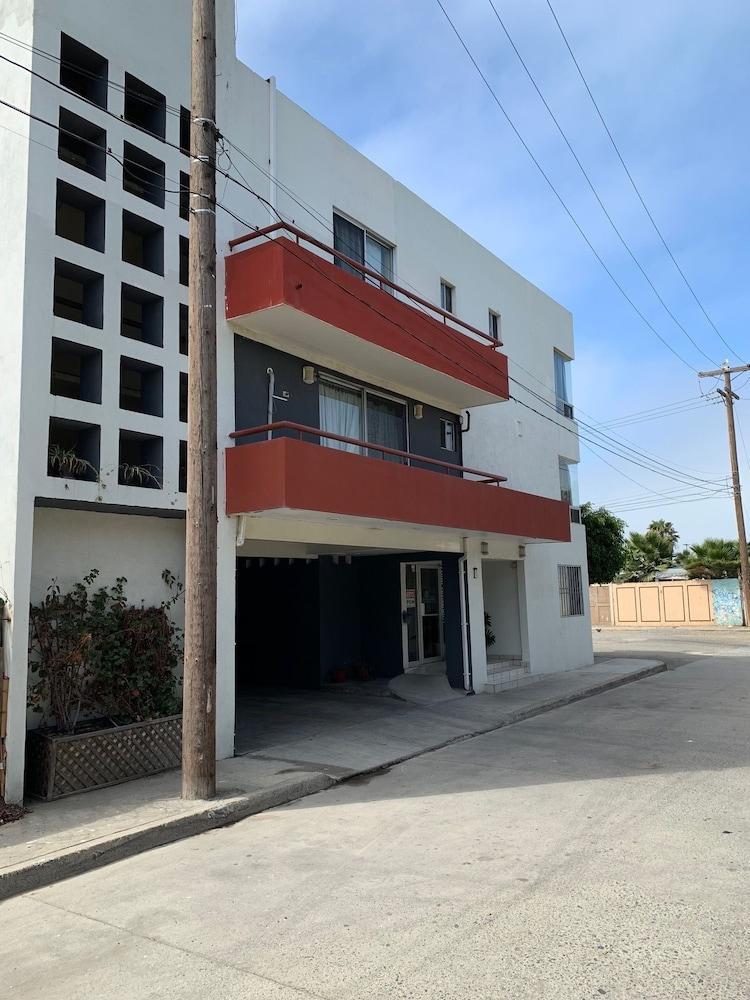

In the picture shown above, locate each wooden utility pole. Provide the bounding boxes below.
[698,362,750,626]
[182,0,218,799]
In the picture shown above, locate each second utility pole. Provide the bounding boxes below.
[698,361,750,626]
[183,0,218,799]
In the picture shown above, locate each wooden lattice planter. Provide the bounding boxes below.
[25,715,182,800]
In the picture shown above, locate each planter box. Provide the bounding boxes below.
[25,715,182,800]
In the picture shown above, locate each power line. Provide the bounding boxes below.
[543,0,744,364]
[1,87,724,496]
[484,0,719,367]
[433,0,698,373]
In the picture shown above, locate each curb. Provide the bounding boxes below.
[0,661,665,902]
[0,772,334,902]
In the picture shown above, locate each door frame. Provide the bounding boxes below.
[400,560,445,670]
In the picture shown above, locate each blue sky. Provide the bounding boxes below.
[236,0,750,547]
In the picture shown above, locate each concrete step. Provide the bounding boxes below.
[486,660,528,679]
[483,663,542,695]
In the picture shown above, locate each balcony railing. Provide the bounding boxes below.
[230,421,508,485]
[228,222,503,350]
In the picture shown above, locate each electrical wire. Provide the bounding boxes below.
[485,0,719,367]
[433,0,698,372]
[542,0,744,364]
[0,88,726,496]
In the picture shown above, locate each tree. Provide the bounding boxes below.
[580,503,627,583]
[647,520,679,557]
[679,538,740,579]
[620,529,674,582]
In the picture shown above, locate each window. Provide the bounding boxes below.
[489,309,500,341]
[554,350,573,419]
[56,180,105,251]
[53,259,103,328]
[318,378,406,463]
[440,280,454,314]
[118,429,163,488]
[332,213,393,291]
[124,74,166,140]
[179,304,189,355]
[122,142,165,208]
[121,284,164,347]
[50,338,102,403]
[440,418,457,452]
[180,106,191,155]
[58,108,106,179]
[122,210,164,275]
[179,171,190,221]
[179,236,189,286]
[558,458,579,507]
[59,34,108,109]
[48,416,100,481]
[119,357,163,417]
[558,565,584,617]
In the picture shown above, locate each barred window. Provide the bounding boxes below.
[558,565,584,617]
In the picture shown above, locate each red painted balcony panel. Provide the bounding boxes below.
[226,437,570,543]
[225,237,509,410]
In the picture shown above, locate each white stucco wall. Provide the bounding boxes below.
[1,0,592,798]
[483,560,523,658]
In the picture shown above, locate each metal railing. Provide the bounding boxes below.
[229,421,508,485]
[228,222,503,349]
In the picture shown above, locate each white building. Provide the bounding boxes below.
[0,0,592,804]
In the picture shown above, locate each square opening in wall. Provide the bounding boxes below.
[179,236,189,286]
[179,439,187,493]
[48,416,100,482]
[179,171,190,221]
[122,210,164,275]
[50,338,102,403]
[119,356,164,417]
[56,180,105,252]
[58,108,106,180]
[122,142,165,208]
[179,303,188,355]
[60,34,108,109]
[180,106,190,155]
[53,258,104,328]
[121,284,164,347]
[124,73,166,140]
[179,371,188,423]
[118,429,163,489]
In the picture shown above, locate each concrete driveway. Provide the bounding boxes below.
[1,643,748,999]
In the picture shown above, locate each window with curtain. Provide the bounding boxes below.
[319,381,363,453]
[366,393,406,463]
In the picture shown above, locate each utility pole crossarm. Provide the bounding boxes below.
[698,362,750,626]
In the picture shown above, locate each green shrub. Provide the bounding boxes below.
[28,569,183,734]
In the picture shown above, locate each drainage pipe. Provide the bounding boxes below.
[459,555,474,694]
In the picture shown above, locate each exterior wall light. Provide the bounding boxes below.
[480,541,489,556]
[413,404,424,420]
[302,365,316,384]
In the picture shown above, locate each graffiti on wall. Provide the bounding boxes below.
[710,578,743,627]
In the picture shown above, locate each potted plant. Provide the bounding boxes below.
[25,569,184,800]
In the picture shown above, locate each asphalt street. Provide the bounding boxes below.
[1,631,748,999]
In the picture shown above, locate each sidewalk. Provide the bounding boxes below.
[0,657,664,900]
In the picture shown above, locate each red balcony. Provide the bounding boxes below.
[226,423,570,543]
[225,225,509,412]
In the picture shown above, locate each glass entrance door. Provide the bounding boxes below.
[401,562,444,668]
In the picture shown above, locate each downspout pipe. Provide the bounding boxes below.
[459,555,474,695]
[266,367,275,440]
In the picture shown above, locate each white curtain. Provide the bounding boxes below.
[319,382,362,453]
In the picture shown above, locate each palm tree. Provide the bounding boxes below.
[680,538,740,579]
[647,520,679,557]
[620,530,674,581]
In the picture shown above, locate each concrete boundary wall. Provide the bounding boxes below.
[589,580,741,628]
